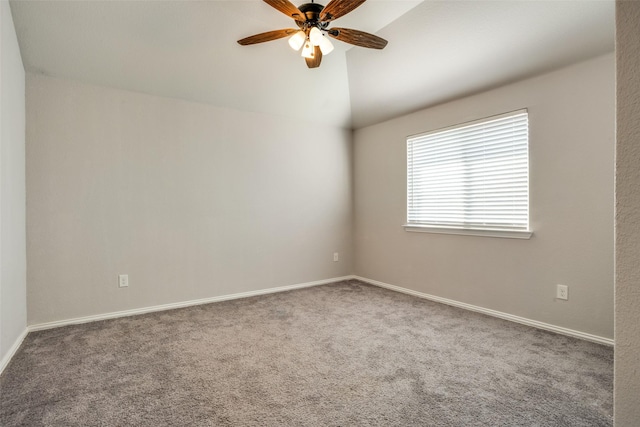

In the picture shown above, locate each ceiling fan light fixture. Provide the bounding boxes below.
[309,27,323,46]
[238,0,388,69]
[288,30,306,51]
[318,36,334,55]
[301,41,315,59]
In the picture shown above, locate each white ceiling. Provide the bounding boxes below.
[10,0,614,130]
[348,0,615,128]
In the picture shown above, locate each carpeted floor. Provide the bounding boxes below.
[0,280,613,426]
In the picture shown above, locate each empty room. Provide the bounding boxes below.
[1,0,639,425]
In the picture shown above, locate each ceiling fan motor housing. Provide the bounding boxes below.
[297,3,330,30]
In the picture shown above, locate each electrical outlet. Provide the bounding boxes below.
[119,274,129,288]
[333,252,339,262]
[556,284,568,300]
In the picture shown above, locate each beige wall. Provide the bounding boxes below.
[0,0,26,365]
[354,53,614,339]
[26,74,353,325]
[615,1,640,424]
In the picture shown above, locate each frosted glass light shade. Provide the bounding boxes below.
[288,31,306,51]
[309,27,323,46]
[301,41,315,58]
[318,36,334,55]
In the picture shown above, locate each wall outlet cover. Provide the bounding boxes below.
[556,284,568,300]
[119,274,129,288]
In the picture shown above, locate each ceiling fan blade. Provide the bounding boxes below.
[327,27,388,49]
[320,0,367,22]
[263,0,307,22]
[305,46,323,69]
[237,29,299,46]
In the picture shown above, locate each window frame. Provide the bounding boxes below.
[404,110,533,239]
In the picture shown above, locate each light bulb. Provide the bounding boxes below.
[288,31,306,51]
[318,36,334,55]
[301,41,315,59]
[309,27,323,46]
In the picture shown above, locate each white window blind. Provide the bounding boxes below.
[406,110,530,236]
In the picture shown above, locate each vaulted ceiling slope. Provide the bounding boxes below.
[348,0,615,128]
[10,0,614,130]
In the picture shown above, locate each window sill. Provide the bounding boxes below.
[403,224,533,240]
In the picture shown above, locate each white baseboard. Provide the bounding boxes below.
[13,273,611,374]
[353,275,614,347]
[28,276,355,332]
[0,327,29,376]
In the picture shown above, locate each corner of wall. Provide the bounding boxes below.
[614,1,640,424]
[0,0,28,370]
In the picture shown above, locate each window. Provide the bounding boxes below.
[405,110,531,239]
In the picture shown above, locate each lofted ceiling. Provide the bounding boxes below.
[10,0,614,130]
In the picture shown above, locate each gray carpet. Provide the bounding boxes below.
[0,280,613,426]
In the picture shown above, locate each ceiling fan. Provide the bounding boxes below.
[237,0,388,69]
